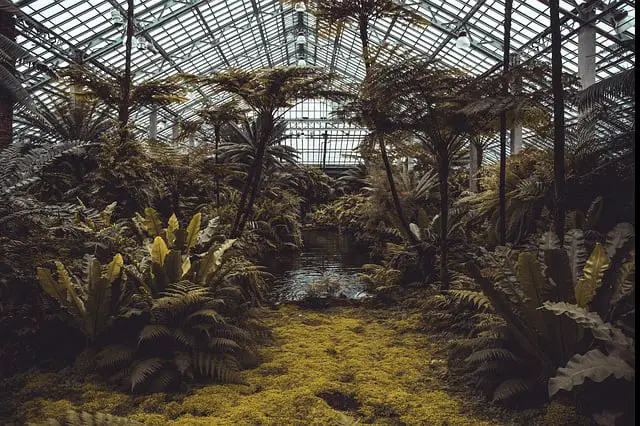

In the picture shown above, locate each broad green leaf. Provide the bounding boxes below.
[104,254,124,283]
[548,349,634,397]
[55,261,86,316]
[515,252,547,332]
[181,257,192,278]
[151,236,169,266]
[185,212,202,253]
[196,239,236,283]
[143,207,164,237]
[563,229,587,284]
[37,267,65,303]
[166,214,179,248]
[604,223,634,261]
[164,250,182,283]
[85,277,112,341]
[574,243,610,308]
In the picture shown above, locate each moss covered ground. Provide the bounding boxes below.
[1,304,579,425]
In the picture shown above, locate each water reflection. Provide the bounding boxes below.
[264,229,370,302]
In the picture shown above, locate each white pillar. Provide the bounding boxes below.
[469,143,480,192]
[149,107,157,140]
[578,12,596,89]
[510,126,522,154]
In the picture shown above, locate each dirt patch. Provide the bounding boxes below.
[317,391,361,412]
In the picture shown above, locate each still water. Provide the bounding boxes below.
[264,229,370,303]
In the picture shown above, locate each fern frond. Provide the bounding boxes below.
[465,348,523,364]
[492,379,536,402]
[95,345,134,370]
[447,290,493,312]
[130,358,165,392]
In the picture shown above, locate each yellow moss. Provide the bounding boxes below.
[12,305,505,425]
[127,412,171,425]
[22,373,59,392]
[78,390,132,415]
[19,398,75,423]
[543,400,590,426]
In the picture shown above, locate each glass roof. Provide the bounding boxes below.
[11,0,636,166]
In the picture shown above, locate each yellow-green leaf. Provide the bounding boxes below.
[196,238,236,283]
[185,212,202,253]
[55,261,86,316]
[151,236,169,265]
[516,252,547,331]
[37,267,64,303]
[166,214,179,248]
[575,243,611,308]
[105,254,124,283]
[143,208,164,237]
[181,257,192,278]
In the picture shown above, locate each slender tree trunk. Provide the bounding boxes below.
[119,0,134,136]
[214,124,221,208]
[0,10,16,150]
[231,113,273,238]
[550,0,566,243]
[379,135,418,246]
[237,160,265,235]
[359,19,371,71]
[359,17,414,247]
[438,155,450,290]
[499,0,513,245]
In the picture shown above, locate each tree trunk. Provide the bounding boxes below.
[237,160,264,235]
[499,0,514,245]
[119,0,134,130]
[379,135,417,245]
[231,113,273,238]
[359,18,371,71]
[0,10,16,150]
[438,155,450,290]
[550,0,566,244]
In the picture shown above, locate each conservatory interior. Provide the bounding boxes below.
[0,0,635,425]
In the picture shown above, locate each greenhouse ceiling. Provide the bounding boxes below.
[9,0,636,166]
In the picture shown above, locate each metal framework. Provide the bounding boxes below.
[9,0,636,166]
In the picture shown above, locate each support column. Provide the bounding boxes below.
[149,107,157,141]
[578,11,596,90]
[469,142,480,192]
[0,10,16,150]
[510,126,522,154]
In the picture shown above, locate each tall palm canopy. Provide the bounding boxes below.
[1,0,635,166]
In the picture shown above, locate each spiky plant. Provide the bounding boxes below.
[96,209,269,392]
[15,95,111,144]
[447,223,635,405]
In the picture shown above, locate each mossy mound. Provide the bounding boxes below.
[3,305,572,425]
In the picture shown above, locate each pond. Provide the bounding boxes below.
[264,229,370,303]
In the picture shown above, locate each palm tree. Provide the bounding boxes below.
[312,0,428,248]
[187,67,345,237]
